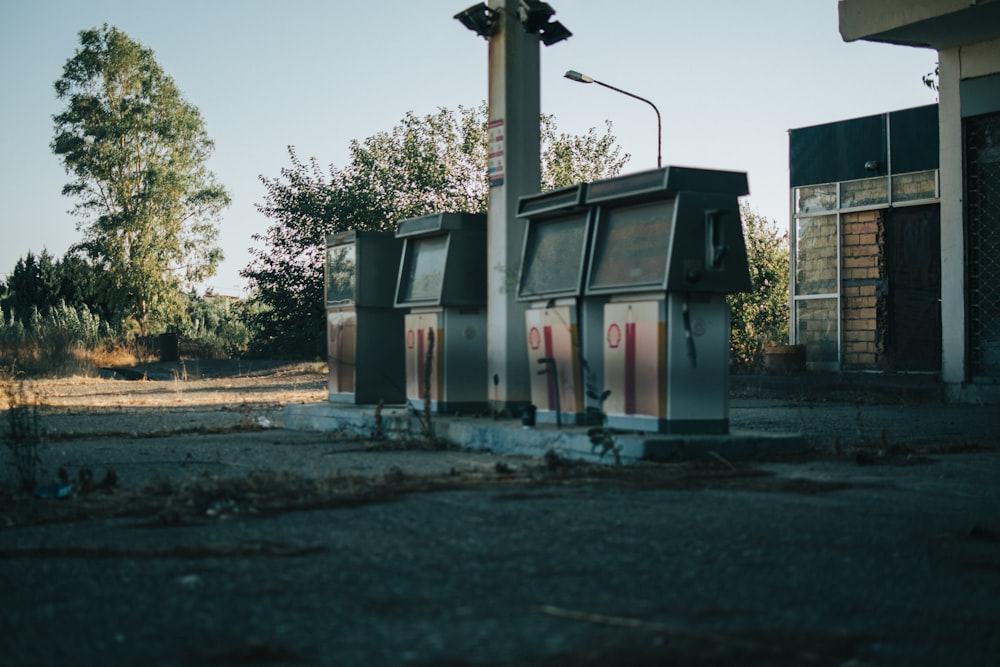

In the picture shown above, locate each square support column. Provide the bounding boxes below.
[938,48,965,384]
[486,0,541,410]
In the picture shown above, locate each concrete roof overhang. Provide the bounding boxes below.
[839,0,1000,49]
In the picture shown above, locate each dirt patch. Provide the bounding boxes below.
[2,362,995,530]
[30,360,327,413]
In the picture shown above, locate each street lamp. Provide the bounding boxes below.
[564,70,662,168]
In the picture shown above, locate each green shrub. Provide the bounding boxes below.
[177,294,252,358]
[0,302,124,375]
[729,207,790,372]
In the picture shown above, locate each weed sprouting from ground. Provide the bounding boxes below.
[1,366,45,492]
[137,468,431,521]
[582,358,621,464]
[373,400,386,440]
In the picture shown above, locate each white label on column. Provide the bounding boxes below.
[488,119,505,187]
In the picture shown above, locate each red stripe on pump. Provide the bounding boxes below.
[417,328,426,399]
[336,323,344,392]
[624,321,636,415]
[543,325,555,410]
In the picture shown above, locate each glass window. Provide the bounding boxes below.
[589,201,673,292]
[519,214,588,298]
[892,170,937,202]
[402,235,448,303]
[841,177,888,208]
[795,184,836,213]
[795,214,838,295]
[795,298,839,365]
[326,244,356,304]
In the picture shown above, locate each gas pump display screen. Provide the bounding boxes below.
[401,235,448,303]
[519,213,588,298]
[589,201,674,292]
[326,243,356,304]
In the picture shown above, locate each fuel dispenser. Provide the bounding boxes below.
[325,231,405,404]
[584,167,751,434]
[394,213,488,414]
[516,183,605,425]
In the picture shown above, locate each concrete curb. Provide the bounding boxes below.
[284,403,807,464]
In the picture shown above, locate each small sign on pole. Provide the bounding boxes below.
[488,118,505,187]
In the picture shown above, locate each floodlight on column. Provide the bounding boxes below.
[539,20,572,45]
[518,0,572,45]
[454,3,498,38]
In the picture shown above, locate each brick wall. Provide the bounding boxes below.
[840,210,887,369]
[796,214,838,295]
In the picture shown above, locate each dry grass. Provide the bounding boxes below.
[85,345,140,369]
[6,362,327,413]
[0,343,144,379]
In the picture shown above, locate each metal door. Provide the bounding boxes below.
[886,205,941,372]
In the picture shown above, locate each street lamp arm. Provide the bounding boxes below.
[593,80,662,169]
[564,70,663,168]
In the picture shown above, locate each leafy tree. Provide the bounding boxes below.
[243,104,628,357]
[2,251,62,322]
[50,251,122,325]
[923,63,939,92]
[345,105,492,226]
[728,206,790,371]
[51,24,229,336]
[1,249,127,341]
[541,118,626,190]
[243,148,349,357]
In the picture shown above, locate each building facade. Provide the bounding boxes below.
[839,0,1000,401]
[789,105,941,374]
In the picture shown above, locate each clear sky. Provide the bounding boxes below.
[0,0,937,297]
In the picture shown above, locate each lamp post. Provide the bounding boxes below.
[564,70,662,168]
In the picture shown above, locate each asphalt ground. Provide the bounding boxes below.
[1,374,998,666]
